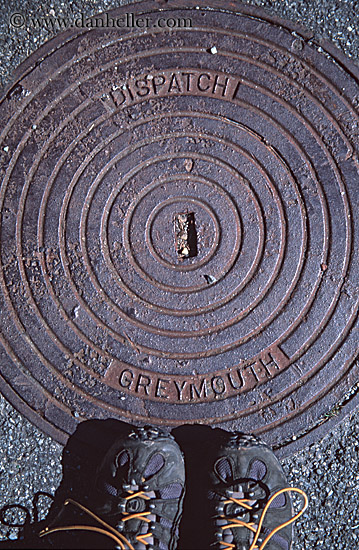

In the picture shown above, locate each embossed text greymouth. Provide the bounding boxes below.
[104,346,290,403]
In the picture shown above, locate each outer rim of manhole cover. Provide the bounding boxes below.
[1,0,359,457]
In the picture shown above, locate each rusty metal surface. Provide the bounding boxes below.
[1,0,359,455]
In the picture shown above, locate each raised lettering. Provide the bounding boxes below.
[212,75,229,96]
[264,346,290,373]
[211,376,226,395]
[135,78,150,97]
[242,365,260,389]
[126,85,134,101]
[251,360,269,383]
[135,374,152,395]
[181,72,195,91]
[104,344,291,403]
[168,73,182,93]
[197,73,211,92]
[232,80,241,100]
[119,369,134,389]
[174,380,187,401]
[152,75,166,95]
[190,379,208,400]
[155,378,170,399]
[227,370,244,390]
[111,89,126,106]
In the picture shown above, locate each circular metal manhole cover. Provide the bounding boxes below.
[1,0,359,455]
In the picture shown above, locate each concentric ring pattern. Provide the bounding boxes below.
[1,0,359,454]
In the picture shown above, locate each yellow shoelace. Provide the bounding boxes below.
[39,486,308,549]
[218,487,308,550]
[39,489,154,549]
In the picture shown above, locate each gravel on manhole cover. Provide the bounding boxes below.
[1,0,359,456]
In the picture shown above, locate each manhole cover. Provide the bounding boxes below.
[1,0,359,456]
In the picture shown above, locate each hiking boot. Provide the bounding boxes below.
[208,432,308,550]
[40,426,185,549]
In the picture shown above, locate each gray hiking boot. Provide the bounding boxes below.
[94,426,186,549]
[40,426,185,550]
[208,432,307,550]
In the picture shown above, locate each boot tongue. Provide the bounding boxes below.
[224,501,250,523]
[126,497,146,513]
